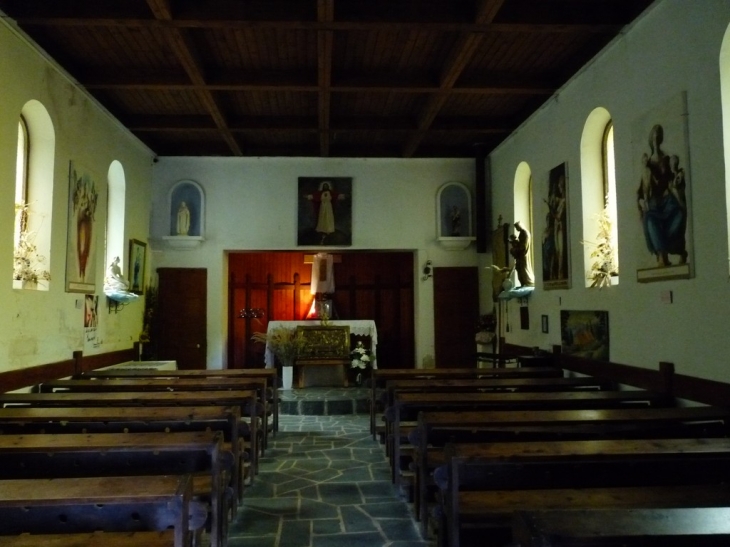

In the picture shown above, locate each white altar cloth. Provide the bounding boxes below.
[264,320,378,388]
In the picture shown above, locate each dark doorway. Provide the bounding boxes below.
[155,268,207,370]
[433,267,479,368]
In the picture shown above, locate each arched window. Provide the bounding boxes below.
[720,23,730,275]
[106,161,126,273]
[13,102,55,290]
[581,108,619,288]
[512,161,534,285]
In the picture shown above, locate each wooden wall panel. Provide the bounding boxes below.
[228,251,414,369]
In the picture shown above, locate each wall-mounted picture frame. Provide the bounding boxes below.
[541,314,549,333]
[542,162,570,290]
[633,92,692,283]
[297,177,352,246]
[128,239,146,295]
[65,161,99,293]
[560,310,609,361]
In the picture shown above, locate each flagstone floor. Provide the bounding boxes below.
[228,414,433,547]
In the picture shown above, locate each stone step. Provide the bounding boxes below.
[278,387,370,415]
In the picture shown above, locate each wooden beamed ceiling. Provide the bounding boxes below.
[0,0,655,158]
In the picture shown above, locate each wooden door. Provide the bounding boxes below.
[156,268,207,370]
[434,267,479,368]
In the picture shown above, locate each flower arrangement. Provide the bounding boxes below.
[251,326,307,365]
[583,207,618,288]
[13,202,51,285]
[350,341,373,369]
[475,313,496,344]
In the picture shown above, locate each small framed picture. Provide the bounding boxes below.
[128,239,146,295]
[541,314,549,333]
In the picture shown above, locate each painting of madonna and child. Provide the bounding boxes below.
[634,93,693,283]
[297,177,352,246]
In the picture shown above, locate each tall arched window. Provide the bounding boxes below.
[513,161,534,284]
[719,23,730,275]
[581,107,619,288]
[106,161,127,272]
[13,102,55,290]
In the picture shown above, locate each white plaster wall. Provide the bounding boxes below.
[150,157,480,368]
[0,20,155,372]
[489,0,730,382]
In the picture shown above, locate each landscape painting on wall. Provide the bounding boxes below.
[297,177,352,246]
[542,162,570,290]
[633,92,692,283]
[560,310,609,362]
[65,161,99,293]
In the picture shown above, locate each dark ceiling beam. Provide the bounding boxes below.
[5,19,624,34]
[145,0,242,156]
[402,0,505,158]
[124,115,512,133]
[83,75,555,96]
[317,0,333,157]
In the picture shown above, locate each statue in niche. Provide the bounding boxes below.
[176,201,191,235]
[510,221,535,287]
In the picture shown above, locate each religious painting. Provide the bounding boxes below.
[542,162,570,290]
[560,310,609,362]
[128,239,146,295]
[168,179,204,237]
[83,294,99,349]
[65,161,99,293]
[633,92,693,283]
[297,177,352,246]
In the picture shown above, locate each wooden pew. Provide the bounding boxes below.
[511,507,730,546]
[370,366,563,438]
[0,389,260,476]
[1,531,176,547]
[413,406,730,529]
[74,368,279,434]
[38,377,271,451]
[0,431,229,547]
[0,475,206,547]
[381,375,616,444]
[389,389,673,487]
[0,406,247,503]
[442,437,730,547]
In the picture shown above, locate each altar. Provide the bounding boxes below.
[264,320,377,389]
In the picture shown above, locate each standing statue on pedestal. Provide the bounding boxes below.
[510,221,535,287]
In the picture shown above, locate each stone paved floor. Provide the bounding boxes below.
[228,414,433,547]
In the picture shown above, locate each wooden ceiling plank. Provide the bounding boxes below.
[402,0,505,157]
[317,0,334,157]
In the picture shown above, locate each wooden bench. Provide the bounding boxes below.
[370,367,564,438]
[74,368,280,434]
[1,531,176,547]
[413,406,730,530]
[38,377,271,451]
[388,389,673,487]
[0,389,260,476]
[511,507,730,546]
[380,375,617,445]
[441,437,730,547]
[0,405,247,504]
[0,431,229,547]
[0,475,206,547]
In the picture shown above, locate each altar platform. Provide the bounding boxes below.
[279,387,370,416]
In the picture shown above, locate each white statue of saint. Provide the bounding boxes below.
[104,256,138,302]
[177,201,191,235]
